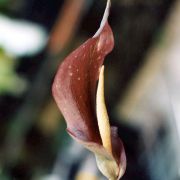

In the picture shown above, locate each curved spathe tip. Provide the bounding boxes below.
[93,0,111,38]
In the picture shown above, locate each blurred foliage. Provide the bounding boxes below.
[0,48,27,95]
[0,0,8,6]
[0,0,9,12]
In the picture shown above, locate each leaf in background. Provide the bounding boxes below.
[0,49,27,95]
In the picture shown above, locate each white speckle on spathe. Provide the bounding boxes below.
[77,77,81,81]
[97,56,101,60]
[83,54,86,58]
[75,55,77,58]
[69,72,73,76]
[76,69,79,72]
[82,45,85,48]
[68,65,72,69]
[55,84,60,89]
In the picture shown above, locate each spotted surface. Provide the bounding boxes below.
[52,22,114,143]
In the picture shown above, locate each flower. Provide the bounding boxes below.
[52,0,126,179]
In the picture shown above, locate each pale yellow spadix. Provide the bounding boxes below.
[96,66,112,154]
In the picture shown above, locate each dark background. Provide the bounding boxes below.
[0,0,177,179]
